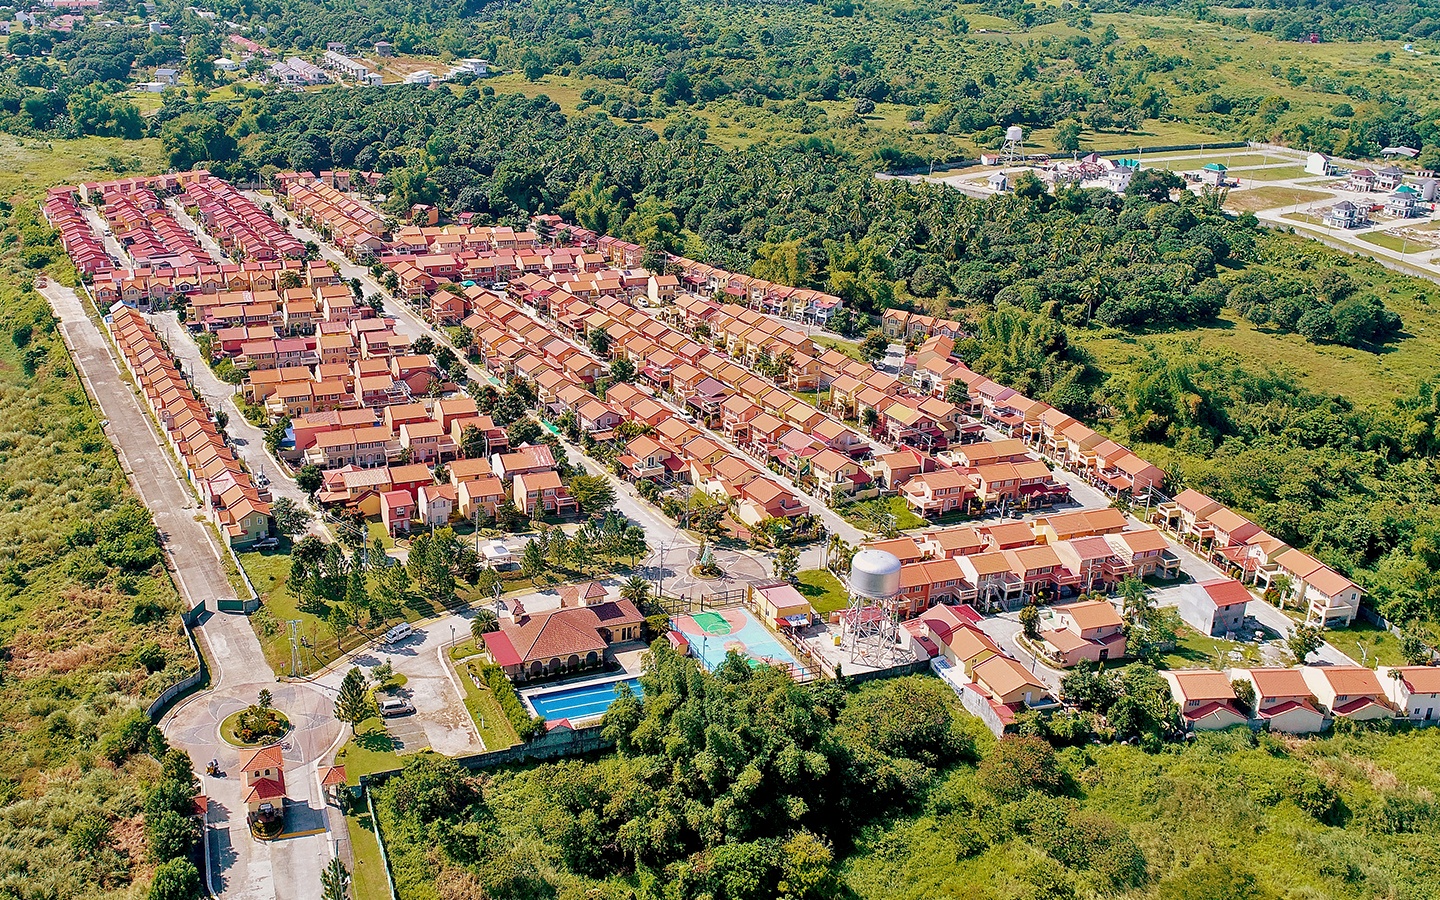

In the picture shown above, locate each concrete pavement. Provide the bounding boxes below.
[311,620,487,757]
[43,279,343,899]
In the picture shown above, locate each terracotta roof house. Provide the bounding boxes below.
[1041,599,1127,668]
[971,655,1051,708]
[482,598,643,682]
[1163,669,1248,730]
[239,744,286,818]
[1301,666,1394,721]
[1378,666,1440,723]
[1230,668,1326,734]
[1188,578,1252,638]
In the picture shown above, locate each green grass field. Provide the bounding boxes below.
[454,658,520,750]
[336,717,402,784]
[1235,165,1310,182]
[0,133,165,197]
[1223,186,1329,213]
[795,569,849,616]
[1358,230,1418,253]
[839,495,929,533]
[345,809,392,900]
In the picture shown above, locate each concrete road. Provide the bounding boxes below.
[975,611,1065,693]
[166,198,229,260]
[42,280,344,899]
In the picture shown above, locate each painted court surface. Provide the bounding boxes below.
[674,608,802,672]
[526,677,642,722]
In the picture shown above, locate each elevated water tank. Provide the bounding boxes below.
[1005,125,1025,143]
[848,549,902,601]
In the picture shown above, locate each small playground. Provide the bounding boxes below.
[672,607,805,674]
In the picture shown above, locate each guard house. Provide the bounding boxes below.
[987,171,1009,193]
[1200,162,1227,186]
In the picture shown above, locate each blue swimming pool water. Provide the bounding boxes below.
[526,677,643,722]
[683,609,801,672]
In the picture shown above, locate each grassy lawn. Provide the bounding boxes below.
[789,388,830,407]
[345,809,392,900]
[1342,621,1413,667]
[238,546,449,675]
[454,658,521,750]
[811,333,867,361]
[449,638,483,660]
[795,569,849,616]
[1162,624,1264,670]
[1358,230,1418,253]
[1235,165,1309,181]
[366,519,397,551]
[336,718,401,784]
[1222,186,1328,213]
[838,495,928,533]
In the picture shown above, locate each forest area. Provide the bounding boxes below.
[373,645,1440,900]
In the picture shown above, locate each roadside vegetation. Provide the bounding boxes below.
[0,149,199,896]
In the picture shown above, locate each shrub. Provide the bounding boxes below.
[977,735,1063,801]
[148,858,201,900]
[100,708,158,763]
[481,663,547,741]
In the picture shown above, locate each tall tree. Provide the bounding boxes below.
[333,667,375,734]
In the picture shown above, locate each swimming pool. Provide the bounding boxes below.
[673,608,802,673]
[524,677,643,723]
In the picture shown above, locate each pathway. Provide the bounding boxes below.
[41,280,342,900]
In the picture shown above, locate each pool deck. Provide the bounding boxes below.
[519,671,642,724]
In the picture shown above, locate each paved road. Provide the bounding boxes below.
[42,280,343,900]
[147,311,326,538]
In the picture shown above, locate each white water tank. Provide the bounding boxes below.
[1006,125,1024,143]
[849,549,902,601]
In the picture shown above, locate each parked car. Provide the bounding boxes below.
[378,698,414,717]
[382,623,414,644]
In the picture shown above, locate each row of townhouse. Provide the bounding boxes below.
[865,510,1176,616]
[881,308,967,341]
[109,306,273,546]
[909,604,1057,736]
[76,171,213,205]
[98,184,212,269]
[273,174,388,259]
[248,339,423,421]
[182,176,306,261]
[90,259,312,311]
[881,330,1373,626]
[188,280,359,333]
[42,187,112,275]
[898,438,1071,518]
[1165,664,1440,732]
[1156,488,1362,626]
[458,287,607,385]
[532,216,842,323]
[388,223,543,257]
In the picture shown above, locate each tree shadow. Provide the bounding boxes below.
[353,729,395,753]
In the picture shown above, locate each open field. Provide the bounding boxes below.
[346,810,391,900]
[0,134,165,196]
[1223,186,1328,213]
[1237,165,1310,182]
[1359,230,1418,253]
[1074,289,1440,407]
[337,717,401,783]
[796,568,849,616]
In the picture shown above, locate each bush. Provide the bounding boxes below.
[977,735,1064,801]
[481,663,547,741]
[146,810,199,862]
[148,858,201,900]
[99,708,158,763]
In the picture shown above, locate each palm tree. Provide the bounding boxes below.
[620,575,651,607]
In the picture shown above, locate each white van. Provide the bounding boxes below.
[378,698,414,717]
[382,623,414,645]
